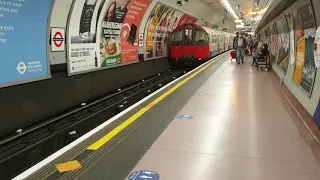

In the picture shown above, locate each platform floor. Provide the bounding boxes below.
[128,57,320,180]
[18,54,320,180]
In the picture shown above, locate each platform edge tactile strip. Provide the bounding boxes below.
[59,55,228,180]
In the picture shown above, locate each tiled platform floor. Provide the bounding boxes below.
[128,57,320,180]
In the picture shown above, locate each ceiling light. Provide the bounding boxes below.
[236,24,245,28]
[235,19,242,23]
[219,0,239,19]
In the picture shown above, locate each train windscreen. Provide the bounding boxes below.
[171,30,183,45]
[194,30,209,45]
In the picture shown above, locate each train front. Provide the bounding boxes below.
[169,24,210,65]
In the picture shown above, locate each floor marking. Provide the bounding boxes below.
[87,55,223,151]
[12,52,228,180]
[55,160,82,173]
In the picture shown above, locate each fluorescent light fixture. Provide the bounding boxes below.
[236,24,245,28]
[219,0,239,19]
[235,19,242,23]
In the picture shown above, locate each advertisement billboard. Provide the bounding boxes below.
[143,3,184,60]
[0,0,52,87]
[276,17,290,74]
[292,2,317,95]
[176,14,197,27]
[67,0,150,74]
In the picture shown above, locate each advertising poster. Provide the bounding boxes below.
[120,0,150,64]
[68,0,149,74]
[144,3,183,60]
[0,0,52,87]
[292,2,316,94]
[99,0,150,67]
[276,17,290,73]
[195,18,206,26]
[68,0,103,73]
[292,39,305,85]
[176,14,197,27]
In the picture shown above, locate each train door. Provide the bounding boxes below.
[170,30,183,59]
[219,33,224,53]
[193,30,210,59]
[182,29,194,57]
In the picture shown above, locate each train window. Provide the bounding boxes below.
[172,30,183,42]
[184,29,193,45]
[195,30,208,43]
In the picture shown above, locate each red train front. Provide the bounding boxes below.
[169,23,233,65]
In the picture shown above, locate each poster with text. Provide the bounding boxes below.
[293,39,305,85]
[292,2,316,94]
[0,0,52,87]
[144,3,183,60]
[276,17,289,73]
[68,0,103,73]
[99,0,149,67]
[68,0,149,74]
[176,14,197,27]
[120,0,150,64]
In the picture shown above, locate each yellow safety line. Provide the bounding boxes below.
[87,53,227,150]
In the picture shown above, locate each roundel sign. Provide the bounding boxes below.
[51,27,65,52]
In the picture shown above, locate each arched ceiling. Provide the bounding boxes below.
[160,0,237,31]
[160,0,276,33]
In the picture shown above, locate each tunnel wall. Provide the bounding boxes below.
[258,0,320,120]
[0,0,233,136]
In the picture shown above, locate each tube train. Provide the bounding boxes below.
[169,23,236,65]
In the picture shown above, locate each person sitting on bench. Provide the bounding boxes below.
[251,43,269,66]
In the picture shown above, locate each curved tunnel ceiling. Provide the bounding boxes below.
[160,0,236,31]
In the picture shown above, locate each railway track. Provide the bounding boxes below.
[0,67,190,180]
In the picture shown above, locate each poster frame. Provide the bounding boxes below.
[290,0,317,98]
[275,15,290,75]
[0,0,54,89]
[66,0,141,76]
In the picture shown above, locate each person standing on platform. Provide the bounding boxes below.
[233,32,247,64]
[233,32,239,62]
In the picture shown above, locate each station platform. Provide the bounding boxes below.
[15,52,320,180]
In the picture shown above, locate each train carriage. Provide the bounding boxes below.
[170,23,235,65]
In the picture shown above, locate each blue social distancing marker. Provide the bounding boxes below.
[176,115,193,119]
[128,170,160,180]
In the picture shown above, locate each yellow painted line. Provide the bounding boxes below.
[56,160,82,173]
[87,54,227,151]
